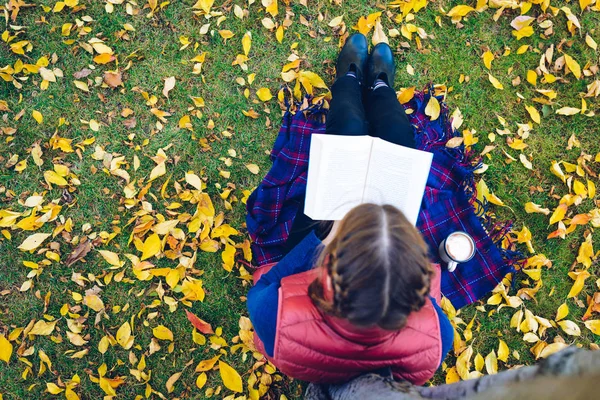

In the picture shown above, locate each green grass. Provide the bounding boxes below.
[1,0,600,398]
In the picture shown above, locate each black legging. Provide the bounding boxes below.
[285,75,417,251]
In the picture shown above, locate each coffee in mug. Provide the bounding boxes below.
[438,231,476,272]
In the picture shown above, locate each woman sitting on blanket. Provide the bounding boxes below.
[246,34,453,385]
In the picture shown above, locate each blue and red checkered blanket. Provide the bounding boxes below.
[246,89,519,309]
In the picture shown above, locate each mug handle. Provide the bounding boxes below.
[447,260,458,273]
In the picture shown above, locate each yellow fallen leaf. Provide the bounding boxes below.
[556,107,581,116]
[116,321,133,349]
[526,70,537,86]
[586,34,597,51]
[512,26,534,40]
[276,25,284,44]
[153,325,174,341]
[557,320,581,336]
[256,88,273,102]
[563,53,581,79]
[524,202,550,215]
[196,372,208,389]
[485,350,498,374]
[46,383,64,394]
[398,87,415,104]
[29,319,58,335]
[98,250,121,267]
[32,110,43,124]
[584,320,600,335]
[550,161,566,183]
[245,164,260,174]
[568,270,590,298]
[482,51,494,69]
[372,18,388,45]
[98,336,110,354]
[18,233,51,252]
[141,233,161,261]
[445,366,460,383]
[193,0,214,13]
[549,203,568,225]
[74,80,89,92]
[556,303,569,321]
[447,5,476,17]
[166,372,181,393]
[83,294,105,312]
[497,339,509,362]
[328,15,343,27]
[425,96,440,120]
[538,342,568,358]
[242,32,251,56]
[195,355,220,372]
[0,334,13,363]
[93,53,115,64]
[219,30,234,39]
[525,105,540,124]
[488,73,504,89]
[219,361,243,393]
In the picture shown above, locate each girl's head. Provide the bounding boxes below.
[308,203,433,331]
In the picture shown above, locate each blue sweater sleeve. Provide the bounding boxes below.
[430,297,454,365]
[247,231,322,357]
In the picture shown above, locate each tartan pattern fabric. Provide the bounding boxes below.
[246,90,515,309]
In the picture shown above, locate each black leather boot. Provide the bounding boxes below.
[366,42,396,89]
[335,33,368,85]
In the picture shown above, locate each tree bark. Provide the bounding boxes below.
[304,347,600,400]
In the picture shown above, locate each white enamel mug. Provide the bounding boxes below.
[438,231,476,273]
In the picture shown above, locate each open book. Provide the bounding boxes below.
[304,134,433,225]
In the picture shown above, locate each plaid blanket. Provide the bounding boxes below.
[246,89,519,309]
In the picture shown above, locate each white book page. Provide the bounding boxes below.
[362,138,433,225]
[304,134,373,220]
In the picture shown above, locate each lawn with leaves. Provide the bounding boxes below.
[1,0,600,398]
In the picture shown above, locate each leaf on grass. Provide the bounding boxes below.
[103,71,123,88]
[563,53,582,79]
[0,334,13,363]
[66,240,92,267]
[497,339,509,362]
[488,74,504,90]
[447,5,475,17]
[18,233,51,252]
[153,325,174,341]
[482,51,494,69]
[141,233,161,261]
[98,250,121,267]
[196,372,208,389]
[185,310,214,334]
[29,320,58,336]
[539,342,568,358]
[568,270,590,298]
[485,350,498,375]
[32,110,43,124]
[163,76,176,98]
[556,107,581,116]
[116,321,133,349]
[256,88,273,102]
[83,294,105,312]
[556,303,569,321]
[219,361,243,392]
[525,105,540,124]
[242,32,251,56]
[524,202,550,215]
[584,320,600,335]
[245,164,260,174]
[166,372,181,393]
[557,320,581,336]
[195,355,220,372]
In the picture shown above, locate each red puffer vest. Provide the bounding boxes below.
[253,263,443,385]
